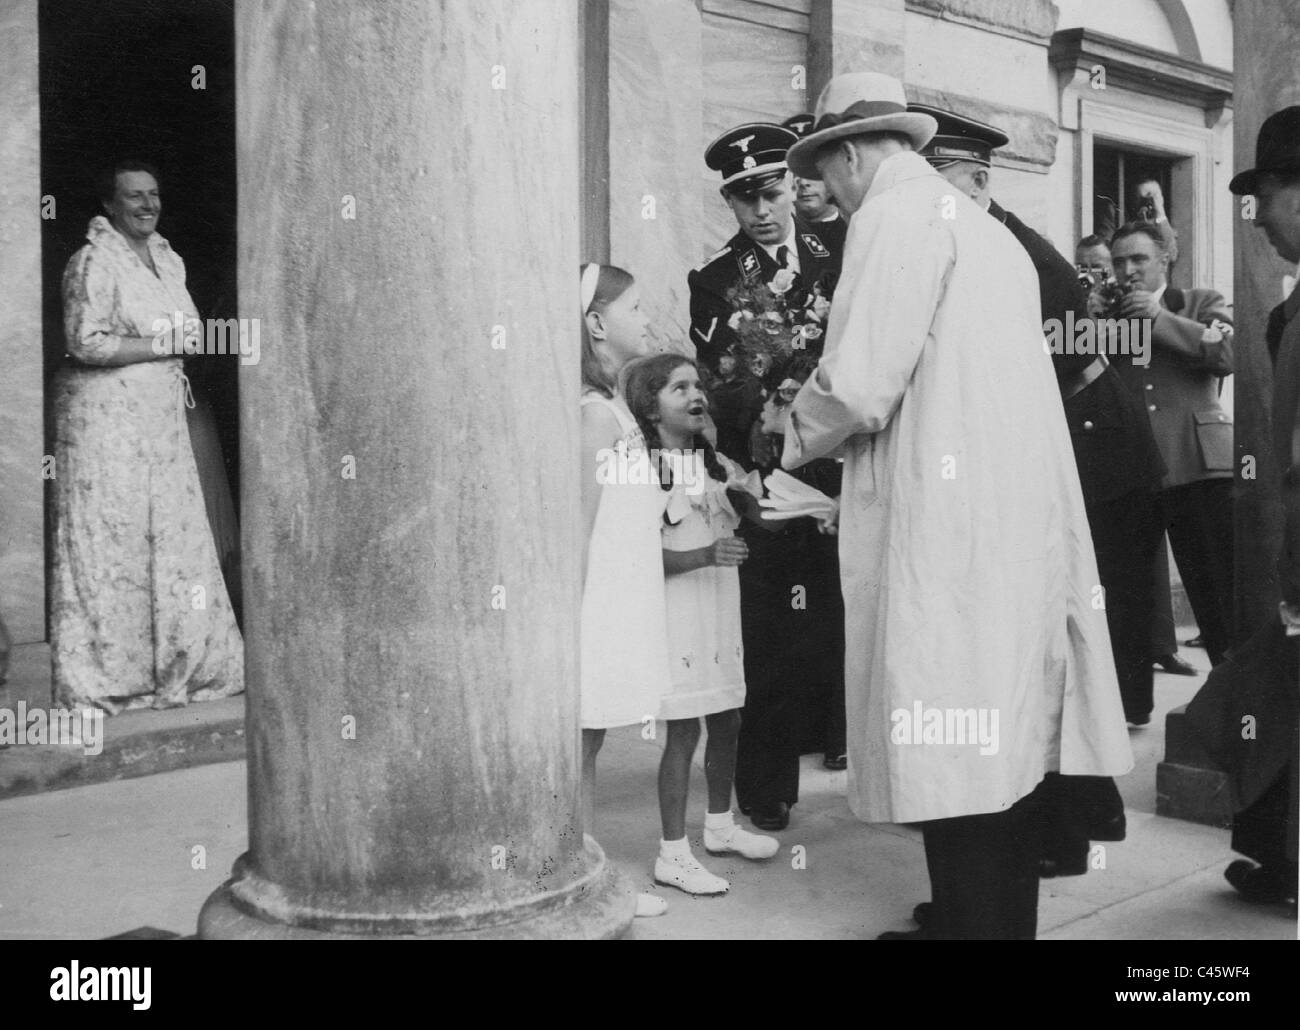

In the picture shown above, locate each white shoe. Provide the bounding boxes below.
[704,822,779,860]
[634,892,668,917]
[654,852,730,896]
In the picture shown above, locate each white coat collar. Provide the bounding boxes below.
[862,150,941,205]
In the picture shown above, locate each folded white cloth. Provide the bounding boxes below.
[759,469,837,522]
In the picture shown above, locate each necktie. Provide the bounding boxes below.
[776,245,790,269]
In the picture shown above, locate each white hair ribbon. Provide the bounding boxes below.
[580,263,601,315]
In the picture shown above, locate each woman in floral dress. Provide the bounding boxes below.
[51,160,243,713]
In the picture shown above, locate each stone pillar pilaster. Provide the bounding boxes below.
[0,0,45,647]
[808,0,905,100]
[199,0,630,939]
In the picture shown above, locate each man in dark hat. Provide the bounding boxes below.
[689,123,845,832]
[1218,104,1300,906]
[783,114,847,246]
[688,123,842,376]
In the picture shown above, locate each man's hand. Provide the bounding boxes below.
[1136,180,1167,221]
[710,536,749,567]
[1120,287,1161,320]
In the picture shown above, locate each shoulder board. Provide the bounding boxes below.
[692,245,732,273]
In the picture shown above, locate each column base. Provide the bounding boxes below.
[197,840,636,940]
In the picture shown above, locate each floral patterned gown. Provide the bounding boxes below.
[51,216,244,713]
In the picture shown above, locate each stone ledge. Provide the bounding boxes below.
[1164,701,1221,768]
[905,85,1059,169]
[0,697,245,800]
[1155,761,1232,829]
[907,0,1057,45]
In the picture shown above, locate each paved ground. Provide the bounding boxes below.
[0,640,1294,940]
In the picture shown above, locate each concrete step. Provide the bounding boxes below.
[1155,760,1233,828]
[1155,703,1233,828]
[0,696,245,800]
[1163,702,1222,769]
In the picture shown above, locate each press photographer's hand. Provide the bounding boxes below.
[1120,286,1160,319]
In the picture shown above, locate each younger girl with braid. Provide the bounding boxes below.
[622,353,780,896]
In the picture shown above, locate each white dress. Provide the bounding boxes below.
[580,392,672,729]
[658,453,761,721]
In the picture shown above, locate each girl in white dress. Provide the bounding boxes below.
[579,264,671,917]
[622,353,780,896]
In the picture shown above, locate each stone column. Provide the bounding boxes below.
[1231,1,1300,636]
[0,0,45,647]
[199,0,631,939]
[808,0,905,99]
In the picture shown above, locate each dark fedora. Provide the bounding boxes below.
[1229,105,1300,195]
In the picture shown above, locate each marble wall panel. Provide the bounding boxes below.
[0,0,46,645]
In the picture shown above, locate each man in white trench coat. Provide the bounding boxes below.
[782,73,1134,939]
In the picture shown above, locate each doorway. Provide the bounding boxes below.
[38,0,240,622]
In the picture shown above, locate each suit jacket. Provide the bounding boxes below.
[1111,286,1234,489]
[1271,284,1300,603]
[687,218,843,372]
[990,201,1165,505]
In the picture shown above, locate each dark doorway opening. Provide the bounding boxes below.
[1092,143,1175,247]
[38,0,240,616]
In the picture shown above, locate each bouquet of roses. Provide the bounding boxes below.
[724,269,836,380]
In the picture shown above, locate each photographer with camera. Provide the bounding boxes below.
[1109,222,1235,668]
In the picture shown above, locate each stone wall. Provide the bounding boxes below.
[0,0,45,645]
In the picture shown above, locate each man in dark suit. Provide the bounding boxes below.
[1220,104,1300,905]
[912,104,1167,728]
[783,113,848,259]
[1108,222,1235,668]
[688,123,845,832]
[688,123,842,379]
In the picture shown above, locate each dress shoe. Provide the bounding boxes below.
[653,852,729,896]
[1224,860,1297,905]
[704,821,779,860]
[877,927,928,940]
[1126,712,1151,727]
[823,753,848,771]
[1087,812,1127,842]
[1183,634,1205,649]
[1154,653,1197,676]
[1039,854,1088,879]
[912,901,932,927]
[749,801,790,832]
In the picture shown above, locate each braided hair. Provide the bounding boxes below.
[620,353,728,494]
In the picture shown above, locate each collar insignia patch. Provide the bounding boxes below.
[801,234,829,258]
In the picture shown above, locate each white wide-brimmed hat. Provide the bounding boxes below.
[786,73,938,179]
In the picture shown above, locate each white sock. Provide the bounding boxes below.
[705,810,735,831]
[659,836,690,858]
